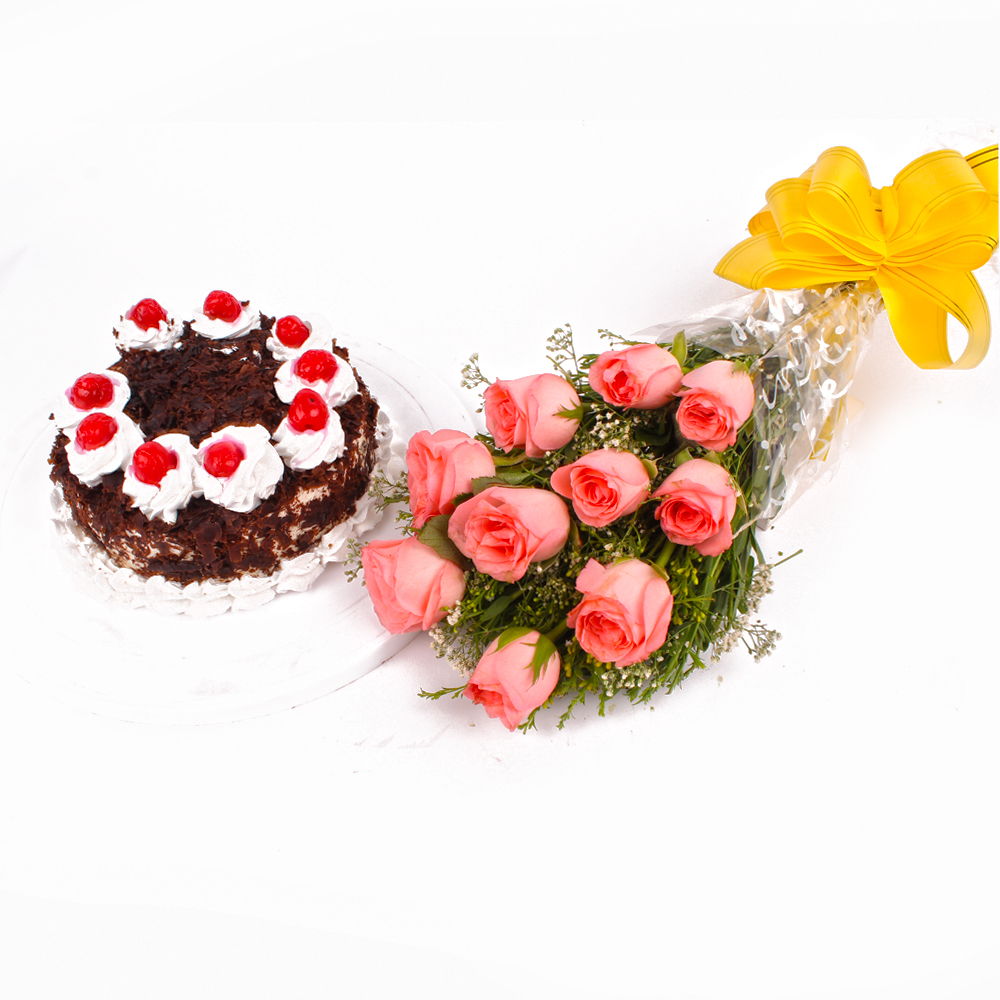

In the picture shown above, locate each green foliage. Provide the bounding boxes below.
[342,537,364,583]
[671,330,688,367]
[417,514,467,567]
[368,469,409,508]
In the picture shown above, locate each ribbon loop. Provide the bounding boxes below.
[716,144,998,370]
[807,146,885,254]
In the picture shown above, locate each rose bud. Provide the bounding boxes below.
[550,449,651,528]
[447,486,570,583]
[653,458,738,556]
[587,344,682,409]
[483,373,580,457]
[676,359,754,452]
[464,628,562,731]
[361,536,466,634]
[406,429,495,529]
[567,558,674,668]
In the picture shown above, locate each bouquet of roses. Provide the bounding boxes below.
[357,285,865,730]
[358,141,996,732]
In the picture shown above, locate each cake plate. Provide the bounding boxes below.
[0,340,474,725]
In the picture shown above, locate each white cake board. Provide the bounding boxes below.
[0,340,474,725]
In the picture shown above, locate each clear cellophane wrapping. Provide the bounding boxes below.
[635,282,883,529]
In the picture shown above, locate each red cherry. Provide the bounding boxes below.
[294,349,338,384]
[126,298,168,331]
[202,439,245,478]
[275,315,311,348]
[75,412,118,451]
[202,290,242,322]
[131,441,178,486]
[68,373,115,410]
[287,389,329,432]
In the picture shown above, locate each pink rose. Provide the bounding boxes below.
[406,429,495,529]
[550,449,651,528]
[447,486,570,583]
[653,458,738,556]
[483,373,581,457]
[361,536,466,634]
[464,629,561,730]
[567,558,674,667]
[676,359,754,452]
[588,344,682,409]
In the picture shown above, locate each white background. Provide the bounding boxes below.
[1,2,998,998]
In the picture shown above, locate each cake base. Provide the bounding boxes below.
[51,411,402,616]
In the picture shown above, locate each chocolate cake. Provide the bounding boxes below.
[49,291,391,611]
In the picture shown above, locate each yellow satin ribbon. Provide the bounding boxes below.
[716,145,998,369]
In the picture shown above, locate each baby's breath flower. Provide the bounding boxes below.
[460,353,489,390]
[744,563,774,614]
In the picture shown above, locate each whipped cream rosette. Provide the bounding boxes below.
[53,370,131,431]
[274,348,358,406]
[190,290,260,340]
[113,297,181,352]
[265,314,334,362]
[64,411,144,487]
[273,389,347,470]
[122,433,199,524]
[193,424,285,513]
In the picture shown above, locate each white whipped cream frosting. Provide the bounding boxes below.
[274,353,358,407]
[53,370,131,431]
[122,433,200,524]
[190,302,260,341]
[113,314,181,352]
[273,409,346,470]
[65,411,145,488]
[265,317,333,362]
[193,424,284,513]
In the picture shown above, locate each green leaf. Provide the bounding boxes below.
[491,452,527,467]
[557,404,585,422]
[648,560,671,582]
[568,519,582,549]
[492,628,558,682]
[528,633,559,680]
[471,470,533,492]
[417,514,467,568]
[470,476,496,494]
[495,626,536,651]
[494,468,533,485]
[671,330,688,367]
[480,590,521,623]
[640,458,658,480]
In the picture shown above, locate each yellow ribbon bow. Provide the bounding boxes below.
[715,145,998,369]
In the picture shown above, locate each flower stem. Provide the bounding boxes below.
[770,547,803,569]
[653,540,676,568]
[545,622,571,643]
